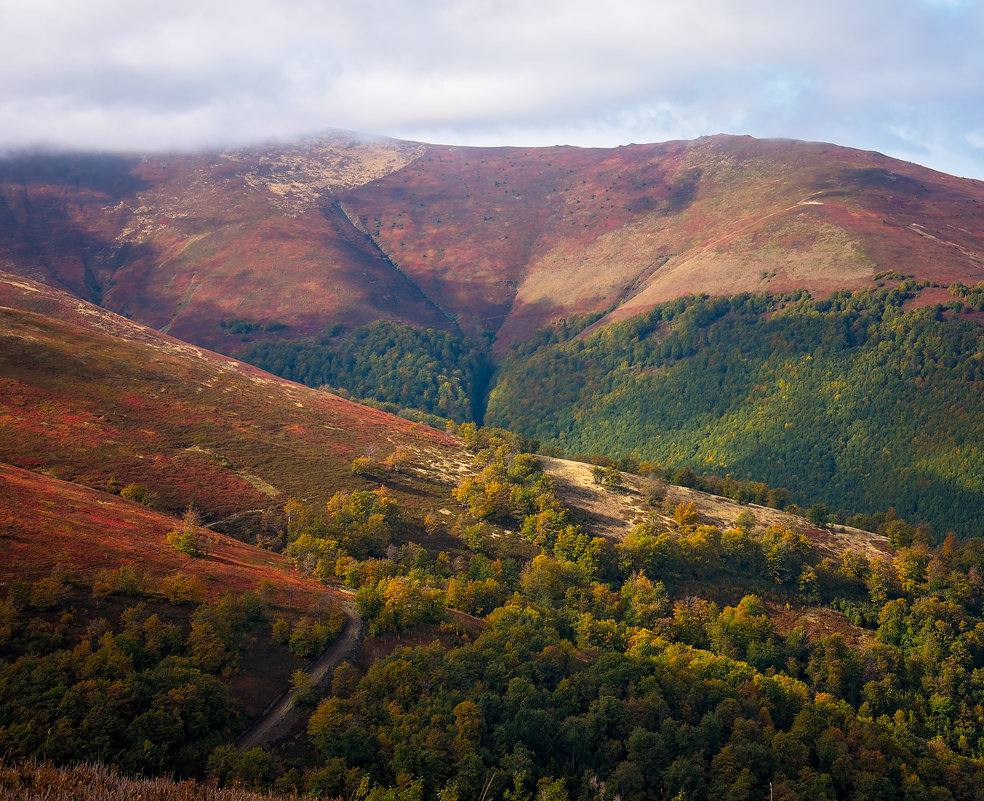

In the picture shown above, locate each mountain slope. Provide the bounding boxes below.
[2,134,983,352]
[0,462,327,605]
[487,287,984,535]
[340,135,984,345]
[0,135,453,350]
[0,271,469,528]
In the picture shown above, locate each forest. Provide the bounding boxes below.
[485,283,984,536]
[285,434,984,801]
[238,321,491,424]
[236,283,984,538]
[0,564,343,780]
[9,427,984,799]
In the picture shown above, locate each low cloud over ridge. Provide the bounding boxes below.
[2,0,983,178]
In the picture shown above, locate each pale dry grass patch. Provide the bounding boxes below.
[0,760,312,801]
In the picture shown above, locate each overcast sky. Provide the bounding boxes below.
[2,0,983,179]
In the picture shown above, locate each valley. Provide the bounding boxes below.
[2,133,984,800]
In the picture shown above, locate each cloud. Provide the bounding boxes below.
[1,0,983,178]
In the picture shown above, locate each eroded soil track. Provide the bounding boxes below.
[236,596,363,752]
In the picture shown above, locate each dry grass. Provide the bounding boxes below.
[0,760,308,801]
[539,455,890,560]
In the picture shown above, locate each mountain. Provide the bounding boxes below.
[4,132,984,535]
[6,136,984,801]
[340,135,984,346]
[2,133,983,353]
[0,138,453,350]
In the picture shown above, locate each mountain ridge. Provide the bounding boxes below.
[2,132,983,352]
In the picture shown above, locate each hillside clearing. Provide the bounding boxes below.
[539,455,890,560]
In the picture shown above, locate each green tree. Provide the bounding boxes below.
[165,508,213,558]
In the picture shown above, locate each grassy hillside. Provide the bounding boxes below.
[0,463,327,601]
[0,760,302,801]
[0,271,468,529]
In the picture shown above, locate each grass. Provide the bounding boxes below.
[0,288,469,530]
[0,759,309,801]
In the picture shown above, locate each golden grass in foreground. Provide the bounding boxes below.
[0,760,308,801]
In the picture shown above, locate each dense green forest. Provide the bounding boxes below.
[0,568,342,780]
[237,321,491,423]
[486,284,984,537]
[236,285,984,539]
[237,434,984,799]
[11,428,984,799]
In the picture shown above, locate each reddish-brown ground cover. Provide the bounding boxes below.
[341,135,984,346]
[0,273,469,527]
[0,462,326,607]
[3,133,983,355]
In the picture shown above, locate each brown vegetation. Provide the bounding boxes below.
[0,760,304,801]
[3,134,983,352]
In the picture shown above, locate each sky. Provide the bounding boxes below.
[2,0,983,180]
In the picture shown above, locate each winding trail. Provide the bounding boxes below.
[236,595,363,752]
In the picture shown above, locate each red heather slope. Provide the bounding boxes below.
[0,135,453,350]
[0,271,467,525]
[0,462,327,605]
[1,133,983,352]
[341,135,984,344]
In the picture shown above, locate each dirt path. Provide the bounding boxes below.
[235,596,363,752]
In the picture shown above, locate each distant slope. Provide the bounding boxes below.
[0,271,469,526]
[2,133,983,351]
[341,135,984,345]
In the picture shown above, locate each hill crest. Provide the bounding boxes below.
[3,133,983,351]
